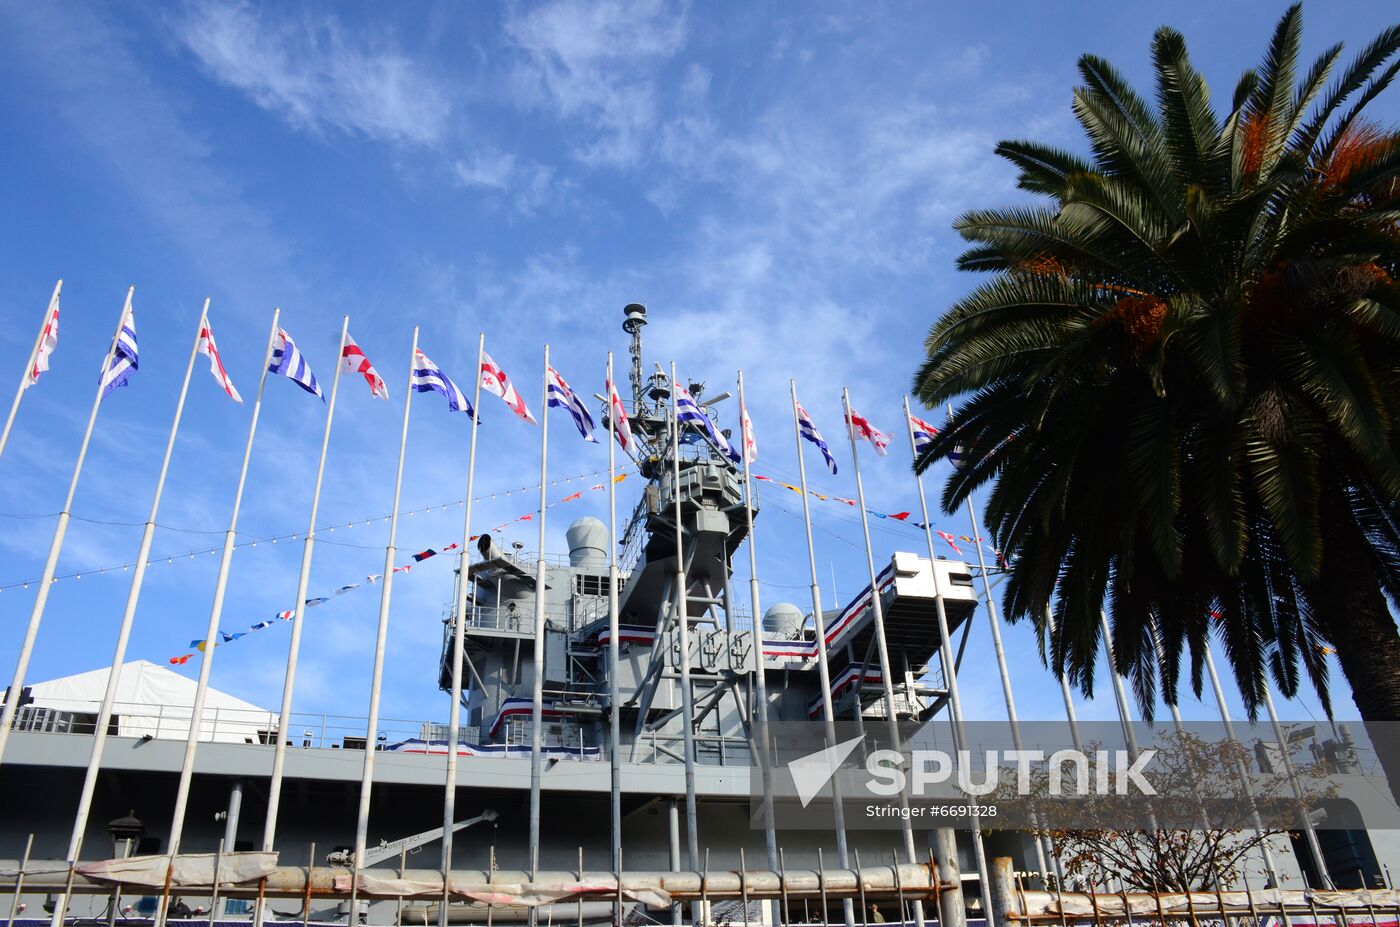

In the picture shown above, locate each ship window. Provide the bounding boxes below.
[574,574,611,597]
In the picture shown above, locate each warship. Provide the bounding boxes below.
[0,304,1394,926]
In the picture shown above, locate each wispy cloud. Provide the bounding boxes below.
[452,150,562,216]
[176,1,451,147]
[504,0,686,166]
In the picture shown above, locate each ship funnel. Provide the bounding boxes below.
[477,533,504,561]
[762,603,803,636]
[566,517,609,570]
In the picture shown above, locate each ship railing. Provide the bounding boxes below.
[6,699,452,753]
[449,601,583,636]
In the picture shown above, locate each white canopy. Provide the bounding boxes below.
[26,660,275,743]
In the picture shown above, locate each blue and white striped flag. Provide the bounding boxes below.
[546,365,596,442]
[98,307,139,399]
[269,328,323,400]
[412,348,474,416]
[794,398,838,475]
[674,380,740,464]
[908,412,937,458]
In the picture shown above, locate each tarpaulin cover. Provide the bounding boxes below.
[1017,889,1400,916]
[337,872,671,908]
[76,852,278,888]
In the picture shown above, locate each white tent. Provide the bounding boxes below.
[25,660,276,744]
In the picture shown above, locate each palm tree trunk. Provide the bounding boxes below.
[1317,495,1400,807]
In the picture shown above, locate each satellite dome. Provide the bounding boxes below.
[566,516,609,570]
[762,603,803,636]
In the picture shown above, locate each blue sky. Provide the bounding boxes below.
[1,1,1396,744]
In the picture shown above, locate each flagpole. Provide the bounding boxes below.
[1092,609,1170,891]
[669,363,702,925]
[0,286,133,769]
[50,299,207,925]
[261,315,350,852]
[738,371,778,877]
[947,404,1049,880]
[163,309,279,877]
[1042,606,1085,752]
[840,389,923,927]
[902,395,991,910]
[1262,678,1334,888]
[351,326,418,909]
[788,380,854,927]
[1202,643,1284,887]
[606,352,624,925]
[441,331,484,912]
[528,344,551,900]
[0,278,62,462]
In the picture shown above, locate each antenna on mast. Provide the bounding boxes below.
[622,303,647,411]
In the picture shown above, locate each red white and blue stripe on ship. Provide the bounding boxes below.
[762,563,899,665]
[596,624,659,647]
[487,696,564,738]
[385,738,601,760]
[807,663,885,718]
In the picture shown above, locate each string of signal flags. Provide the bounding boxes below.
[0,283,1001,673]
[166,472,632,666]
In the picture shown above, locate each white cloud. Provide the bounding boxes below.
[504,0,686,166]
[177,0,451,146]
[453,150,561,216]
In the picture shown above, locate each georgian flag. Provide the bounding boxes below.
[411,349,474,415]
[908,413,937,457]
[481,350,536,423]
[740,398,758,464]
[546,365,596,442]
[23,303,59,390]
[794,398,837,475]
[98,306,139,400]
[606,373,635,456]
[197,318,243,403]
[342,334,387,400]
[845,406,891,455]
[268,328,323,399]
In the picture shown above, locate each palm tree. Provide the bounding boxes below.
[913,5,1400,801]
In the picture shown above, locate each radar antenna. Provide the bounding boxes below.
[622,303,647,412]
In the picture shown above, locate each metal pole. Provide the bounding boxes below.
[1262,684,1334,889]
[1098,611,1145,761]
[1202,643,1282,887]
[262,315,351,850]
[606,353,624,927]
[223,779,244,851]
[841,390,923,927]
[528,344,551,893]
[668,366,702,899]
[668,799,681,927]
[0,286,133,768]
[5,833,33,927]
[165,309,280,866]
[903,396,991,914]
[54,300,206,925]
[1043,607,1085,753]
[353,327,419,890]
[948,402,1049,882]
[442,333,486,895]
[0,278,61,461]
[789,381,853,927]
[738,371,779,883]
